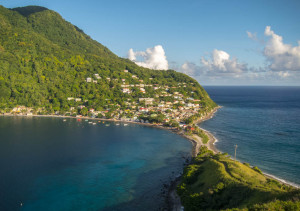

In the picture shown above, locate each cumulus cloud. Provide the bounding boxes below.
[201,49,247,77]
[180,61,206,77]
[127,45,169,70]
[263,26,300,72]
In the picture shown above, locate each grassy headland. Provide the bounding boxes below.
[177,146,300,211]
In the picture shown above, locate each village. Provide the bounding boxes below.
[5,69,207,129]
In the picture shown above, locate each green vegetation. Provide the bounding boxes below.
[0,5,216,115]
[177,146,300,211]
[186,125,209,144]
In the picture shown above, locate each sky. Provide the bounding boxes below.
[1,0,300,85]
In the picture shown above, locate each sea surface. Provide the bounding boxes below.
[0,117,192,211]
[201,86,300,187]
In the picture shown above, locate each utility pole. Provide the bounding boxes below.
[234,144,238,160]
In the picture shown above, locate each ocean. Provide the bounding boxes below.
[201,86,300,187]
[0,117,192,211]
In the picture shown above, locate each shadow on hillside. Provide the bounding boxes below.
[11,6,48,17]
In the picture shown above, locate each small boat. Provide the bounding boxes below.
[98,121,101,123]
[124,124,128,126]
[102,121,104,123]
[77,119,82,122]
[105,124,110,126]
[85,120,88,122]
[93,123,96,125]
[116,123,120,126]
[63,119,67,122]
[88,122,92,124]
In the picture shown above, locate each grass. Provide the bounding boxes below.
[177,146,299,211]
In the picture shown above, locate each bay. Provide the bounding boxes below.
[0,116,192,210]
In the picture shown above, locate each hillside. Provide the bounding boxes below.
[177,146,300,210]
[0,5,216,122]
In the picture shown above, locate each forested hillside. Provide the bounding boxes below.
[0,5,216,114]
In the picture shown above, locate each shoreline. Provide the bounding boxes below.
[2,108,299,208]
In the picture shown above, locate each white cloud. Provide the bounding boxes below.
[263,26,300,71]
[247,31,258,41]
[201,49,247,76]
[181,62,203,76]
[127,45,169,70]
[128,48,136,61]
[278,71,290,78]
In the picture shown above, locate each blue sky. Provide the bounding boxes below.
[1,0,300,85]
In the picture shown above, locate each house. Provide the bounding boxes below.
[140,88,146,93]
[75,98,82,102]
[93,80,97,83]
[94,74,101,79]
[186,126,195,131]
[67,97,74,101]
[139,107,149,112]
[86,77,92,82]
[122,88,131,94]
[123,69,128,73]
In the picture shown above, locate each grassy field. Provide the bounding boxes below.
[177,146,300,210]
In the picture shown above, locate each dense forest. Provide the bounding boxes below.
[0,5,216,113]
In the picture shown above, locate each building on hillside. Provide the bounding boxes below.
[122,88,131,94]
[140,88,146,93]
[94,74,101,79]
[86,77,92,82]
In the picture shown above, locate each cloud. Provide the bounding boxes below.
[278,71,290,78]
[181,62,204,76]
[127,45,169,70]
[247,31,258,41]
[263,26,300,71]
[201,49,247,77]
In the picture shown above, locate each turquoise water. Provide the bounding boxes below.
[201,86,300,187]
[0,117,192,210]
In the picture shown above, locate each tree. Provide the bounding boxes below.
[80,107,88,116]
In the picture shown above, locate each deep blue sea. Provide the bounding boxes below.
[201,86,300,187]
[0,117,192,211]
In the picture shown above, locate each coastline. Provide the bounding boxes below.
[2,107,299,210]
[167,106,221,211]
